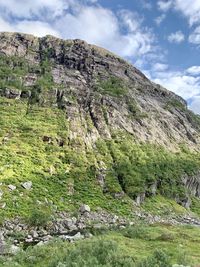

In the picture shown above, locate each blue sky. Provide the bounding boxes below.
[0,0,200,113]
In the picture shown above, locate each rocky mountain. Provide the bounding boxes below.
[1,32,199,150]
[0,32,200,223]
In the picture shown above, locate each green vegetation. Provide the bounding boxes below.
[0,53,55,105]
[0,55,28,91]
[142,195,186,216]
[0,98,134,220]
[1,224,200,266]
[27,205,53,227]
[191,197,200,216]
[104,133,200,200]
[0,97,200,221]
[165,99,186,111]
[127,100,148,120]
[95,76,128,97]
[165,99,200,129]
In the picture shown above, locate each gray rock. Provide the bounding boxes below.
[79,204,90,213]
[72,232,83,240]
[8,185,16,191]
[63,218,77,231]
[0,236,5,255]
[9,245,20,255]
[25,237,33,243]
[61,232,83,241]
[36,241,45,246]
[41,235,52,242]
[21,181,32,190]
[136,192,146,205]
[149,182,157,195]
[4,88,21,99]
[30,230,38,238]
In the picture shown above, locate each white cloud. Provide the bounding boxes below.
[0,0,69,20]
[157,1,173,12]
[189,96,200,114]
[155,14,166,25]
[0,16,60,38]
[15,21,60,38]
[173,0,200,26]
[152,63,168,71]
[153,71,200,99]
[158,0,200,26]
[167,31,185,43]
[187,66,200,76]
[0,1,156,59]
[0,17,14,32]
[189,26,200,44]
[55,7,155,58]
[149,61,200,104]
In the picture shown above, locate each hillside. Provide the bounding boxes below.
[0,32,200,265]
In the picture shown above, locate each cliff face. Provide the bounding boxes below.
[0,32,199,151]
[0,32,200,219]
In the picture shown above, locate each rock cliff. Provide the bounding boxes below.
[0,32,199,151]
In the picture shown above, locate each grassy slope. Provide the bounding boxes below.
[1,97,200,221]
[1,224,200,266]
[0,97,134,219]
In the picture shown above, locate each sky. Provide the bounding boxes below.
[0,0,200,113]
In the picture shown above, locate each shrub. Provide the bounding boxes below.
[106,134,200,200]
[0,238,136,267]
[156,232,175,241]
[96,76,128,97]
[121,225,150,240]
[137,249,171,267]
[27,206,52,227]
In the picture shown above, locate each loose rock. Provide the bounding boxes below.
[8,185,16,191]
[21,181,32,190]
[79,204,90,213]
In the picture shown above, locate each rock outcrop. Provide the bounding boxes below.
[0,32,199,151]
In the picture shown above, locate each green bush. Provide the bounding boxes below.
[0,238,136,267]
[27,206,52,227]
[137,249,171,267]
[96,76,128,97]
[105,134,200,200]
[121,225,150,240]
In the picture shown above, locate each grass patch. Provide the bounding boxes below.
[1,224,199,266]
[95,76,128,97]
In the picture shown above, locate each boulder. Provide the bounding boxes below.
[9,245,20,255]
[79,204,91,213]
[8,185,16,191]
[21,181,32,190]
[5,88,21,99]
[61,232,83,241]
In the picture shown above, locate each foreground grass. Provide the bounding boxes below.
[1,224,200,266]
